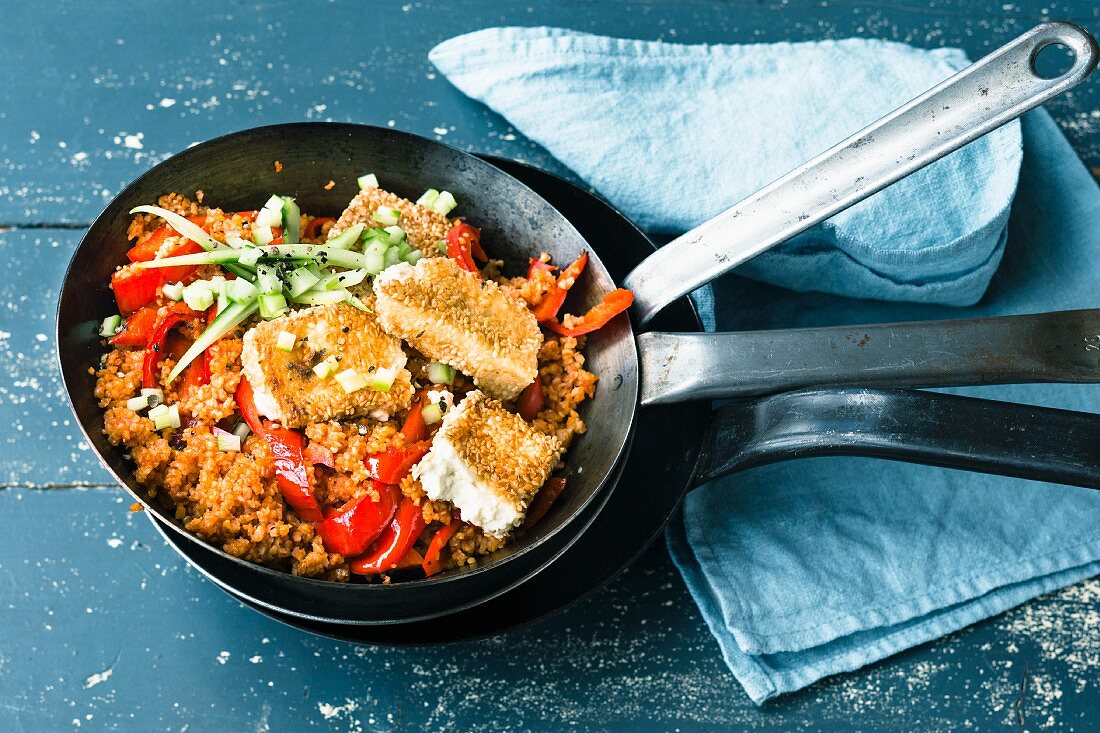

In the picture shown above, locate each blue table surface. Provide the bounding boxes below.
[2,1,1098,730]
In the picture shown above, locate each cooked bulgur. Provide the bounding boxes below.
[97,185,603,582]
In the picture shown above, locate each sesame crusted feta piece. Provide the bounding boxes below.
[412,390,562,537]
[373,257,543,401]
[327,186,453,256]
[240,302,413,427]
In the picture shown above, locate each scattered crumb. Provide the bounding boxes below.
[130,502,143,512]
[274,160,283,173]
[324,180,336,190]
[195,189,204,203]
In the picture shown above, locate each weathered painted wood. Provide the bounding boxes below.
[1,488,1096,732]
[0,0,1096,225]
[2,0,1098,729]
[0,229,112,487]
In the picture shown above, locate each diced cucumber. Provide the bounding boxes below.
[258,292,289,320]
[432,190,457,215]
[256,264,281,295]
[227,278,259,304]
[275,330,296,352]
[217,433,241,452]
[363,240,388,275]
[238,247,262,267]
[324,222,364,251]
[162,281,185,301]
[150,403,181,431]
[252,224,275,246]
[312,356,338,379]
[99,314,122,338]
[286,266,321,297]
[370,366,398,392]
[357,173,378,189]
[436,239,447,254]
[335,368,368,394]
[383,245,402,269]
[281,196,300,244]
[373,207,402,227]
[383,225,406,246]
[182,281,215,311]
[420,403,443,425]
[141,387,164,407]
[126,394,150,412]
[427,361,456,385]
[416,189,440,208]
[226,233,250,249]
[256,195,285,228]
[403,249,423,265]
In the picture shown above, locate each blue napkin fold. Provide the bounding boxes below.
[430,27,1023,309]
[430,28,1100,704]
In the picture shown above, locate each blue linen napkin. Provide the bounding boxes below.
[430,28,1100,704]
[430,27,1024,311]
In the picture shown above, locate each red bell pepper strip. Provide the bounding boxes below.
[515,376,544,421]
[235,377,324,522]
[262,421,322,522]
[349,497,426,575]
[111,239,206,314]
[522,477,568,530]
[126,215,211,263]
[109,305,161,347]
[126,225,172,263]
[112,266,165,315]
[317,481,400,556]
[421,519,462,577]
[142,306,202,388]
[303,442,335,469]
[365,442,431,485]
[545,289,634,337]
[527,257,557,279]
[399,397,427,444]
[530,252,588,323]
[445,222,483,275]
[304,217,334,240]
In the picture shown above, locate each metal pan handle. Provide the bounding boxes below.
[692,388,1100,489]
[639,308,1100,404]
[624,22,1099,325]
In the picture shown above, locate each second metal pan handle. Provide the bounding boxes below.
[692,388,1100,489]
[624,22,1099,325]
[639,308,1100,404]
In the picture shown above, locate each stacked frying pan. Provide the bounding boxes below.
[59,23,1100,639]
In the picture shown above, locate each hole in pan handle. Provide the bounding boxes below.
[638,308,1100,405]
[623,22,1100,326]
[691,388,1100,490]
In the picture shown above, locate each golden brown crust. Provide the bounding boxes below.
[241,302,413,427]
[328,185,452,256]
[373,257,542,400]
[439,390,561,518]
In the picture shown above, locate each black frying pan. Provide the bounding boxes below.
[58,23,1100,625]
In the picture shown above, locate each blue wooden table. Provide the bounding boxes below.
[2,2,1098,730]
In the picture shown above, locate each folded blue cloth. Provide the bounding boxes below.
[430,27,1023,309]
[431,28,1100,704]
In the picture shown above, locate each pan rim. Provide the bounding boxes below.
[56,122,640,596]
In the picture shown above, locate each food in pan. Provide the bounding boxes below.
[94,179,632,581]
